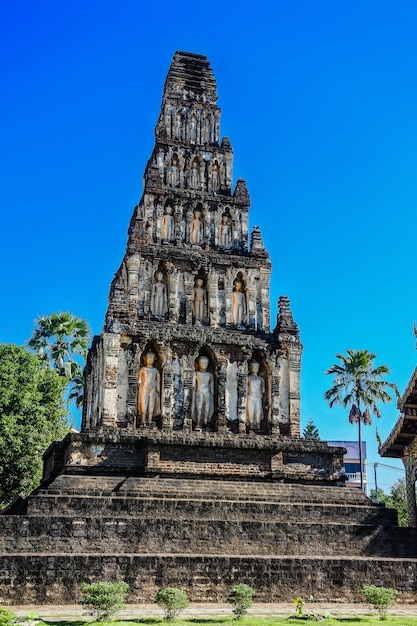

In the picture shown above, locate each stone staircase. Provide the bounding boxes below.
[2,474,417,604]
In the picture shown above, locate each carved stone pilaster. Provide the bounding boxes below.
[182,361,194,432]
[102,333,120,427]
[127,255,140,319]
[404,440,417,527]
[270,371,280,435]
[237,361,248,430]
[216,360,228,433]
[162,360,173,430]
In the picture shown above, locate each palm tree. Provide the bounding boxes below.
[28,313,90,412]
[68,364,86,410]
[28,312,90,378]
[324,349,394,490]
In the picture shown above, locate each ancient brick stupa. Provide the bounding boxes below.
[2,51,417,604]
[73,50,343,482]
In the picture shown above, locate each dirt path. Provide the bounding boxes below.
[5,602,417,619]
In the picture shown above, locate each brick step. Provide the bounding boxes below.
[1,516,414,557]
[1,553,417,604]
[24,493,397,525]
[40,475,371,506]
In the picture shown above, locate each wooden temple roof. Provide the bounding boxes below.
[380,364,417,458]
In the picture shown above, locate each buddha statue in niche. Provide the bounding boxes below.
[210,162,220,193]
[156,148,164,177]
[193,278,207,324]
[192,356,214,429]
[190,209,204,245]
[232,280,246,326]
[190,116,197,142]
[137,351,161,427]
[170,158,179,187]
[161,205,175,242]
[174,113,181,139]
[246,360,265,430]
[151,272,168,317]
[219,214,232,249]
[190,160,199,189]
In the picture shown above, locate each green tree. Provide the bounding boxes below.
[324,349,394,490]
[361,584,400,620]
[227,583,254,620]
[0,344,69,508]
[155,588,189,622]
[28,312,90,408]
[80,581,129,621]
[370,478,408,526]
[303,417,320,439]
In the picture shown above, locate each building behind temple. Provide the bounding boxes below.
[1,51,417,605]
[329,441,368,491]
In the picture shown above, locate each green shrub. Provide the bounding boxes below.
[0,607,16,626]
[27,611,40,625]
[361,584,401,620]
[80,581,129,621]
[155,587,189,622]
[227,583,254,619]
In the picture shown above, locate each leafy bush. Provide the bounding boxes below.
[80,581,129,621]
[155,587,189,622]
[361,584,401,620]
[227,583,254,619]
[27,611,40,625]
[0,607,16,626]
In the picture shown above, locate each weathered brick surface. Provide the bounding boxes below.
[1,516,414,557]
[41,431,346,485]
[1,554,417,604]
[23,494,397,525]
[2,473,417,604]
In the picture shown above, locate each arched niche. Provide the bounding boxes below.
[219,210,233,250]
[170,153,180,187]
[150,265,168,319]
[191,345,217,432]
[189,156,201,190]
[174,112,182,139]
[210,159,220,193]
[190,202,205,245]
[246,350,270,434]
[232,272,248,327]
[161,199,175,243]
[193,269,209,325]
[137,341,164,429]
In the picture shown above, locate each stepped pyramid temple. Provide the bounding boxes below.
[2,51,417,604]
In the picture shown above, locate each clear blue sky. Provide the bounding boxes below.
[1,0,417,492]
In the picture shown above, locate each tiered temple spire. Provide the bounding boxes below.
[83,50,302,438]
